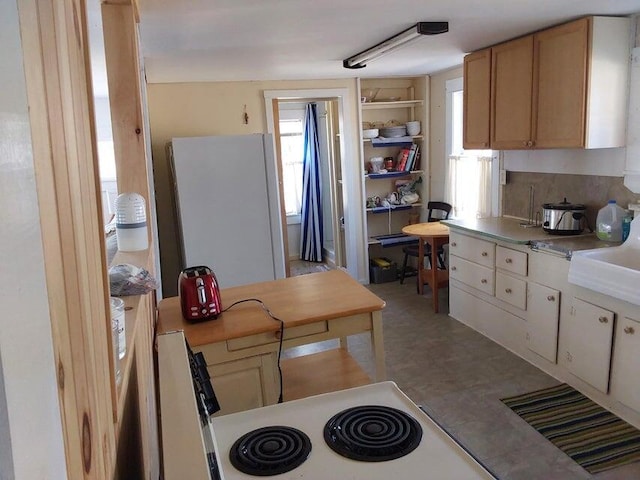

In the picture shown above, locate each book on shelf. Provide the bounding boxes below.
[409,145,421,171]
[404,144,418,171]
[395,147,410,171]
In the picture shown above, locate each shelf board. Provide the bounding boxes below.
[363,135,423,144]
[365,170,423,179]
[362,99,423,110]
[366,203,421,213]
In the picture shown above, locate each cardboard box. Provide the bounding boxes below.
[369,257,397,283]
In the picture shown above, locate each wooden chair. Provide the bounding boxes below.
[399,201,452,286]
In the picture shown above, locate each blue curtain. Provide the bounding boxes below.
[300,103,323,262]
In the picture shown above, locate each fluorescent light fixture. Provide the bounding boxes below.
[343,22,449,69]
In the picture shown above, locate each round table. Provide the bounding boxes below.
[401,222,450,313]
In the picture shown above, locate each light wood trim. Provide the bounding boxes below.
[281,348,371,400]
[271,99,291,276]
[18,0,115,477]
[463,49,491,149]
[102,4,152,214]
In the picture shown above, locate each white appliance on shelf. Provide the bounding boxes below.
[158,331,496,480]
[170,134,285,288]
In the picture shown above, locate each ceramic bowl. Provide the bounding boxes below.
[363,128,379,139]
[406,121,421,136]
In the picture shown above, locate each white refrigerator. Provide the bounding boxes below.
[171,134,285,288]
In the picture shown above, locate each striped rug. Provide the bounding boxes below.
[501,383,640,474]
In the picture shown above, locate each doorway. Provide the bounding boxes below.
[265,89,361,279]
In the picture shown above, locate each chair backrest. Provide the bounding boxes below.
[427,201,452,222]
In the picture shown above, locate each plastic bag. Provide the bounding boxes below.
[108,263,158,296]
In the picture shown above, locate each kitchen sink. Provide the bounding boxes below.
[568,216,640,306]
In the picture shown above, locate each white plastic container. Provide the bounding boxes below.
[115,193,148,251]
[596,200,625,241]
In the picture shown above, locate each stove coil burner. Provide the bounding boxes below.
[324,405,422,462]
[229,425,312,476]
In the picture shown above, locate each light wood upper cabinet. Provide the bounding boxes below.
[491,36,534,149]
[463,49,491,149]
[465,16,630,150]
[532,18,589,148]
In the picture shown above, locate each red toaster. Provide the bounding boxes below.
[178,266,223,322]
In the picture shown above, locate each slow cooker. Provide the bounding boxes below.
[542,198,586,235]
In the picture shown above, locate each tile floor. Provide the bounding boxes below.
[285,269,640,479]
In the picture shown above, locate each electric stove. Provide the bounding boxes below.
[210,382,495,479]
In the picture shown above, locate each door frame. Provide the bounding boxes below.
[264,88,366,283]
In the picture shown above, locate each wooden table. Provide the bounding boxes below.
[157,269,386,414]
[402,222,450,312]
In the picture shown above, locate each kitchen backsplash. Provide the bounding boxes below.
[503,172,640,228]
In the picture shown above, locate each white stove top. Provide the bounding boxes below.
[211,382,494,479]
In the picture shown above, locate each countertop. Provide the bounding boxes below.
[156,269,385,347]
[441,216,619,256]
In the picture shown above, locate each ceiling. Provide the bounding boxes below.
[90,0,640,92]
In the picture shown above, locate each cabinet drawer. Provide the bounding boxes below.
[495,272,527,310]
[449,232,495,267]
[496,246,528,276]
[227,321,328,351]
[450,255,495,295]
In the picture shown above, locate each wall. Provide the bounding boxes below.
[147,79,358,296]
[429,66,464,202]
[0,1,67,478]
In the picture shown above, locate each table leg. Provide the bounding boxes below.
[429,238,440,313]
[370,311,386,381]
[417,238,425,295]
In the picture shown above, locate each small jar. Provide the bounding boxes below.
[384,157,395,171]
[110,297,126,360]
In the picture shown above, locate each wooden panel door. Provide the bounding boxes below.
[532,18,589,148]
[463,49,491,149]
[563,297,614,393]
[526,283,560,363]
[491,35,534,149]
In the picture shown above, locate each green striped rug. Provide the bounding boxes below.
[501,383,640,474]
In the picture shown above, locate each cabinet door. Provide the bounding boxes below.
[208,353,279,416]
[463,49,491,149]
[526,283,560,363]
[563,298,614,393]
[532,18,588,148]
[611,317,640,413]
[491,35,534,149]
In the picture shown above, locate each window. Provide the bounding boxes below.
[444,78,498,220]
[279,106,306,218]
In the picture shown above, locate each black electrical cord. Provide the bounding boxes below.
[221,298,285,403]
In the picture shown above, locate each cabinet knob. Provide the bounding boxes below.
[505,258,513,263]
[527,140,534,147]
[523,141,528,147]
[451,242,457,247]
[505,288,512,294]
[481,252,488,257]
[547,295,555,302]
[481,279,488,284]
[624,326,635,335]
[598,316,609,324]
[451,266,457,271]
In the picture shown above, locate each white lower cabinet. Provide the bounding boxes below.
[525,283,560,363]
[563,297,614,393]
[611,317,640,412]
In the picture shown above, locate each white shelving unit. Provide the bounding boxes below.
[360,78,428,280]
